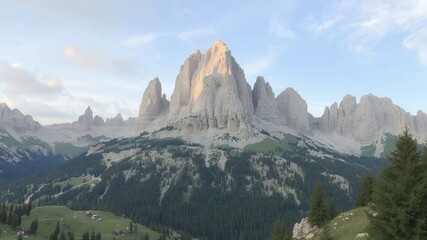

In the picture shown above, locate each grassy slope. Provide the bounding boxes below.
[1,206,164,240]
[312,207,369,240]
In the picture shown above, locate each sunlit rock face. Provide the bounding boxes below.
[168,40,253,133]
[136,77,169,131]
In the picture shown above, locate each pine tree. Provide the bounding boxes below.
[238,231,246,240]
[129,222,133,234]
[96,232,101,240]
[368,128,427,239]
[143,233,150,240]
[319,225,333,240]
[308,182,327,227]
[326,202,338,220]
[82,232,89,240]
[60,231,66,240]
[355,172,375,207]
[90,231,95,240]
[269,218,291,240]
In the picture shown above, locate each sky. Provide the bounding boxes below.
[1,0,427,125]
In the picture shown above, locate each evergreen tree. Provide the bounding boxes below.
[238,231,246,240]
[96,232,101,240]
[69,232,75,240]
[25,201,32,216]
[143,233,150,240]
[82,232,89,240]
[129,222,133,234]
[308,182,327,227]
[269,218,290,240]
[355,172,375,207]
[60,231,66,240]
[326,202,338,220]
[368,128,427,239]
[30,218,39,234]
[90,231,95,240]
[319,225,333,240]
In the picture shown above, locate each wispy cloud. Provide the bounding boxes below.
[310,15,344,34]
[0,60,64,96]
[269,17,296,39]
[64,46,139,75]
[307,0,427,63]
[178,28,218,40]
[122,33,161,47]
[404,28,427,65]
[243,47,286,78]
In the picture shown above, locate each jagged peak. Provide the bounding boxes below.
[0,102,10,110]
[85,106,93,116]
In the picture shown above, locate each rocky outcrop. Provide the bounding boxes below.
[106,113,125,127]
[276,88,310,132]
[167,40,253,133]
[316,94,420,143]
[0,103,41,132]
[93,115,105,125]
[292,218,318,240]
[73,106,94,132]
[252,76,282,124]
[135,78,169,131]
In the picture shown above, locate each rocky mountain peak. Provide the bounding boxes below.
[136,77,169,131]
[0,103,41,132]
[165,40,253,134]
[74,106,95,132]
[252,76,282,124]
[276,88,310,132]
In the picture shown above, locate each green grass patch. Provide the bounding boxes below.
[381,133,398,158]
[361,144,376,157]
[2,206,166,240]
[283,134,299,145]
[244,138,279,154]
[54,143,87,157]
[311,207,369,240]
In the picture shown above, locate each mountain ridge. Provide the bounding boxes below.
[1,40,426,159]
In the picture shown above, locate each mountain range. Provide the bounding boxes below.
[2,40,417,239]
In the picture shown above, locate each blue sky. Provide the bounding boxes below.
[1,0,427,124]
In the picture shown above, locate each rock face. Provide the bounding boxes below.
[292,218,317,240]
[136,78,169,131]
[316,94,422,143]
[252,76,282,125]
[167,40,253,133]
[106,114,125,127]
[93,115,105,125]
[73,106,94,132]
[276,88,310,132]
[0,103,41,132]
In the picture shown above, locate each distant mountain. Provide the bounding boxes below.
[0,104,135,180]
[2,40,425,178]
[132,40,427,157]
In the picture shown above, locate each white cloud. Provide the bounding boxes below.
[0,60,64,96]
[404,28,427,65]
[243,47,285,78]
[311,15,343,34]
[308,0,427,62]
[64,46,140,75]
[178,28,218,40]
[269,17,296,39]
[122,33,161,47]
